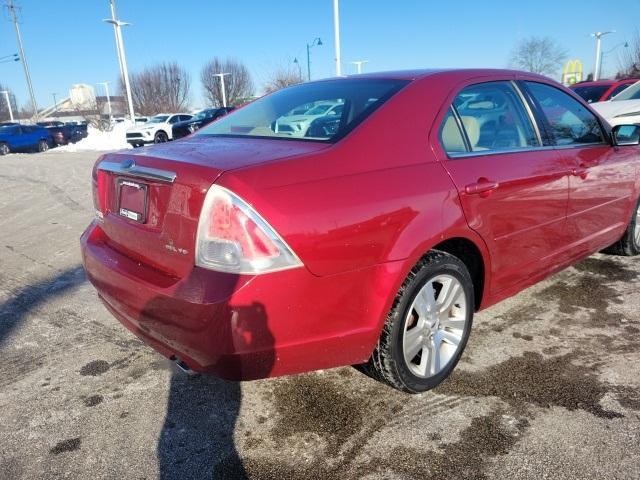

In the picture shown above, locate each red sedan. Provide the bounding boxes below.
[81,69,640,393]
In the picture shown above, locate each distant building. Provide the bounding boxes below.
[38,84,126,122]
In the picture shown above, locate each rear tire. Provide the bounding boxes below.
[0,143,9,156]
[602,197,640,256]
[360,250,474,393]
[37,139,49,153]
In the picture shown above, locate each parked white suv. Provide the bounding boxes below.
[126,113,192,147]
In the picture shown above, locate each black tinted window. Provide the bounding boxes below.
[571,85,609,103]
[527,82,604,146]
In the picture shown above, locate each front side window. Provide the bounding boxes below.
[611,81,640,101]
[441,81,539,154]
[607,83,632,99]
[196,78,409,142]
[526,82,604,146]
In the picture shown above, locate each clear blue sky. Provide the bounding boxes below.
[0,0,638,110]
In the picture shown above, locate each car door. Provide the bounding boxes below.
[433,79,573,296]
[13,126,30,149]
[523,81,638,253]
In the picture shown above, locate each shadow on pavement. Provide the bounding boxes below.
[147,276,275,479]
[0,265,86,347]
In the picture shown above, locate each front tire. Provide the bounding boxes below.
[0,143,9,155]
[37,140,49,153]
[361,250,474,393]
[603,197,640,256]
[154,131,168,143]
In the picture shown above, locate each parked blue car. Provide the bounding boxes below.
[0,124,51,155]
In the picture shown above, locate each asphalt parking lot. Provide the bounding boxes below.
[0,150,639,480]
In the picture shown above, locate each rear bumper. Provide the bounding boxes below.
[81,221,402,380]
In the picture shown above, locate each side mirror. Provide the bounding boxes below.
[612,124,640,146]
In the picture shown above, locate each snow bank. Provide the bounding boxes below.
[50,122,132,153]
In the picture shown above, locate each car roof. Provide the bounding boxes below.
[315,68,554,83]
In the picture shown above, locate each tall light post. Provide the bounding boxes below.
[108,0,125,87]
[591,31,615,81]
[293,57,302,81]
[97,81,112,123]
[600,41,629,78]
[103,10,135,123]
[0,90,14,121]
[333,0,342,76]
[52,93,58,116]
[212,73,230,107]
[306,37,322,81]
[350,60,369,74]
[5,0,38,118]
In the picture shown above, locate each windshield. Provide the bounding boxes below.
[611,81,640,101]
[148,115,169,123]
[196,78,409,142]
[571,85,610,103]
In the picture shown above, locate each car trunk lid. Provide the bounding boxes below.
[94,137,329,278]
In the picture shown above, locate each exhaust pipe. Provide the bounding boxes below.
[172,357,198,376]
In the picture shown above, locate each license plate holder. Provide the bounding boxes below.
[117,178,148,223]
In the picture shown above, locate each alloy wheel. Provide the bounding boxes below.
[402,274,468,378]
[0,143,8,155]
[155,132,168,143]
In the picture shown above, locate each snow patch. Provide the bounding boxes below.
[50,123,132,153]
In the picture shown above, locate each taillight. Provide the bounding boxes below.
[195,185,302,274]
[92,163,105,221]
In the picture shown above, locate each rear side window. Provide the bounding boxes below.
[608,83,631,99]
[526,82,604,146]
[440,109,467,153]
[440,81,539,155]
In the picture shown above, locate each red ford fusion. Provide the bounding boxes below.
[81,69,640,393]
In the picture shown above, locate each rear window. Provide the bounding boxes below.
[196,78,409,142]
[571,85,610,103]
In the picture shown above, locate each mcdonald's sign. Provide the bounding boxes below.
[563,59,583,85]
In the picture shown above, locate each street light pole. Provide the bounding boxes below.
[212,73,230,107]
[52,93,58,116]
[108,0,125,86]
[98,81,112,123]
[103,15,135,123]
[350,60,369,74]
[5,0,38,118]
[306,37,322,81]
[0,90,14,121]
[591,31,615,81]
[293,58,302,81]
[333,0,342,76]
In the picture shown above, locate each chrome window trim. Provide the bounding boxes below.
[447,142,608,159]
[98,161,177,183]
[511,80,543,147]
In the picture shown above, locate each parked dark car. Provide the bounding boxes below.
[37,121,88,145]
[172,107,235,139]
[0,124,50,155]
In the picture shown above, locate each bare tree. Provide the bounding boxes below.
[201,57,254,107]
[0,84,17,122]
[121,62,191,115]
[263,66,302,94]
[617,31,640,78]
[509,36,568,76]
